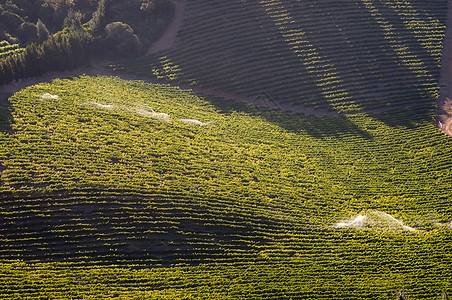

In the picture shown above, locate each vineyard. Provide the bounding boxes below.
[0,41,24,59]
[112,0,447,113]
[0,75,451,299]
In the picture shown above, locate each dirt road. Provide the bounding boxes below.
[437,0,452,136]
[147,0,187,55]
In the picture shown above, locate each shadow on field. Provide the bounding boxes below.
[285,0,444,113]
[407,0,448,27]
[0,189,289,266]
[0,101,14,133]
[372,106,434,130]
[206,95,374,140]
[118,0,338,111]
[266,110,374,140]
[115,0,445,133]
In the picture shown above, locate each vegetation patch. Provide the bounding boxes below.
[0,76,450,298]
[0,0,175,85]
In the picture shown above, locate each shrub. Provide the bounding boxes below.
[104,21,141,57]
[18,22,39,44]
[1,11,24,34]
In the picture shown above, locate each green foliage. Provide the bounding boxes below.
[0,0,175,85]
[104,21,141,56]
[88,0,108,33]
[18,22,38,44]
[36,19,50,43]
[0,29,93,84]
[0,11,24,34]
[102,0,174,49]
[63,8,84,29]
[0,76,451,298]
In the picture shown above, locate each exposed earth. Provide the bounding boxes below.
[437,1,452,136]
[147,0,187,54]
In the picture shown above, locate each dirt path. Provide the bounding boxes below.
[147,0,187,55]
[0,65,113,106]
[0,61,429,117]
[437,0,452,136]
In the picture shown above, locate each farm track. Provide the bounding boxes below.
[437,0,452,136]
[147,0,187,55]
[0,61,431,118]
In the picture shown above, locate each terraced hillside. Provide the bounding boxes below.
[113,0,447,113]
[0,41,24,59]
[0,76,451,299]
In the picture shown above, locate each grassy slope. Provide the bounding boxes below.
[0,75,451,299]
[112,0,446,113]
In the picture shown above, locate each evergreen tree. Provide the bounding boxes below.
[23,43,42,77]
[40,35,58,72]
[18,22,38,44]
[89,0,109,33]
[1,11,24,34]
[63,9,83,29]
[36,19,50,43]
[3,58,16,83]
[0,62,5,85]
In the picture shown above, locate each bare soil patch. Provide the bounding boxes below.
[437,1,452,136]
[0,62,426,118]
[436,110,452,136]
[147,0,187,55]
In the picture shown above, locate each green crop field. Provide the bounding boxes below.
[0,75,451,299]
[0,41,24,59]
[1,0,451,298]
[112,0,447,113]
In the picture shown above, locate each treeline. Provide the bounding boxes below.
[0,29,92,85]
[0,0,175,85]
[0,0,91,45]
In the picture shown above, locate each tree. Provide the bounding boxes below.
[10,0,33,20]
[63,9,83,29]
[67,29,93,66]
[89,0,109,32]
[443,290,450,300]
[2,59,15,83]
[1,11,24,34]
[18,22,39,44]
[104,22,141,57]
[23,42,42,77]
[4,2,24,18]
[38,3,54,27]
[140,0,174,17]
[0,62,5,85]
[37,19,50,43]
